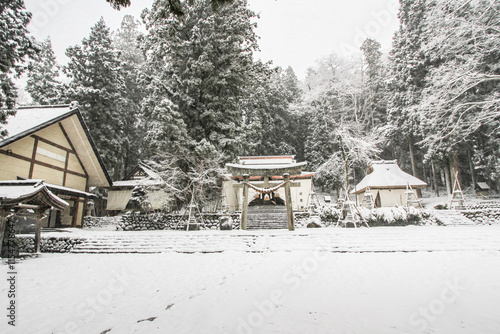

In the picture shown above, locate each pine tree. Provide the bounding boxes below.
[112,15,147,174]
[0,0,38,138]
[26,37,63,105]
[106,0,234,14]
[418,0,500,188]
[360,38,387,131]
[65,18,138,179]
[142,0,259,160]
[239,63,298,156]
[386,0,428,179]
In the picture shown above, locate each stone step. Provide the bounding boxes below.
[67,227,500,254]
[246,205,288,230]
[430,210,475,226]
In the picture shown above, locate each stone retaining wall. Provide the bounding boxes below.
[461,209,500,224]
[117,213,241,231]
[83,216,114,228]
[13,236,86,253]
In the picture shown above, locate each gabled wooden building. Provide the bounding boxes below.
[107,162,172,212]
[352,160,427,207]
[0,104,112,227]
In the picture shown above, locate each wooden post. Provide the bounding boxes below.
[0,208,7,257]
[284,173,295,231]
[241,174,250,230]
[34,211,43,254]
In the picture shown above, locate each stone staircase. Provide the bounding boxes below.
[68,226,500,254]
[246,205,288,230]
[430,209,475,226]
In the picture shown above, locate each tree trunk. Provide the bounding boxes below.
[468,149,476,193]
[431,161,439,197]
[444,163,452,195]
[408,134,422,197]
[340,141,349,191]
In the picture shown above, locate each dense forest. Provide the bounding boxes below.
[1,0,499,202]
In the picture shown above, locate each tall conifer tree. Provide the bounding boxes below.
[65,18,138,179]
[142,0,259,161]
[0,0,38,138]
[26,37,63,105]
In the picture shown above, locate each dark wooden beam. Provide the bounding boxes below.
[58,123,89,178]
[63,151,70,186]
[0,149,87,179]
[31,134,75,154]
[28,137,39,178]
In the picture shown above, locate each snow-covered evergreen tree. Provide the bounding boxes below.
[239,63,298,156]
[142,0,259,161]
[26,37,63,105]
[65,18,139,179]
[360,38,387,131]
[386,0,428,180]
[112,15,147,175]
[0,0,38,138]
[418,0,500,188]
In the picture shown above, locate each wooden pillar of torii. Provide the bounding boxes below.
[226,161,307,231]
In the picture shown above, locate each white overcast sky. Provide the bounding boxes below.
[24,0,400,80]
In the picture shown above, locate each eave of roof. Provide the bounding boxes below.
[0,180,97,199]
[0,180,69,210]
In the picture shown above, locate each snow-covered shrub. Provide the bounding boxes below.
[318,204,341,226]
[366,207,424,226]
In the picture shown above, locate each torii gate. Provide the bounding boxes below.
[225,161,307,231]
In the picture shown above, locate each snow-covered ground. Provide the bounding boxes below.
[2,226,500,334]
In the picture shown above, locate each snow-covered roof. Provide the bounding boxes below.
[0,180,68,209]
[476,182,490,190]
[113,162,165,188]
[237,156,296,165]
[352,160,427,194]
[137,163,163,181]
[1,105,73,140]
[43,182,98,199]
[112,179,164,187]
